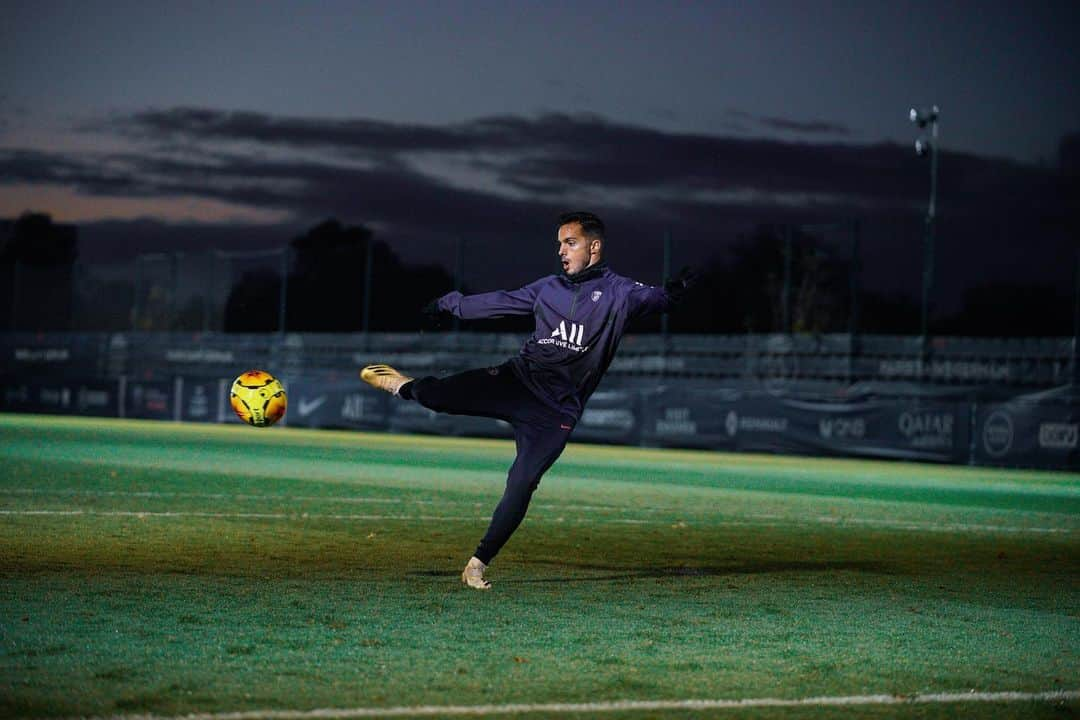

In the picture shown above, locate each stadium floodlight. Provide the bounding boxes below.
[909,105,939,128]
[909,105,940,352]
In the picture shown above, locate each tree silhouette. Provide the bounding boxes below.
[286,219,371,332]
[224,268,282,333]
[223,218,455,332]
[669,226,852,334]
[939,283,1072,337]
[0,213,78,331]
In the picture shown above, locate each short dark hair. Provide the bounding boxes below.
[557,211,605,242]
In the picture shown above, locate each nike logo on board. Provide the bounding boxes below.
[298,396,327,416]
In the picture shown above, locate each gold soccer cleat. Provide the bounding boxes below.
[461,556,492,590]
[360,364,414,396]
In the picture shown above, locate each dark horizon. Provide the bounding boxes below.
[2,207,1076,339]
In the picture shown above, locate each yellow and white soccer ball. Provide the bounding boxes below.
[230,370,287,427]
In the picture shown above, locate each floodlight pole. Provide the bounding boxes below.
[909,105,940,361]
[1072,250,1080,387]
[9,259,19,331]
[920,115,939,354]
[781,226,793,334]
[172,252,182,332]
[661,229,671,338]
[848,220,862,382]
[278,246,289,336]
[454,236,465,333]
[204,253,215,334]
[362,239,374,334]
[132,256,142,331]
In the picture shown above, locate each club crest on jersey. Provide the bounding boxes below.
[591,290,602,302]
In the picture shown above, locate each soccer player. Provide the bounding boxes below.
[361,211,693,590]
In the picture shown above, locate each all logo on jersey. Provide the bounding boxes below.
[591,290,603,302]
[540,319,589,352]
[551,320,585,345]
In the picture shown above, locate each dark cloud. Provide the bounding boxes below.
[0,149,148,196]
[118,107,468,153]
[727,109,852,136]
[112,109,872,201]
[755,115,852,136]
[6,109,1067,223]
[0,149,89,184]
[110,107,607,157]
[3,109,1074,305]
[82,107,1053,219]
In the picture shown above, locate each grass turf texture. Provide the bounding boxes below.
[0,413,1077,719]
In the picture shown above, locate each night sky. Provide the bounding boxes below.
[1,1,1078,313]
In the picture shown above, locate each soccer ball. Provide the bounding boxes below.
[230,370,287,427]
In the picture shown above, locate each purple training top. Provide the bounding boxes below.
[435,262,671,420]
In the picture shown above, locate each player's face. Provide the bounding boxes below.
[557,222,599,275]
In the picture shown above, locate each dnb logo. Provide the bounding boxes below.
[982,410,1014,457]
[819,417,866,440]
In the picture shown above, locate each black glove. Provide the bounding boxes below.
[663,266,700,305]
[421,297,450,330]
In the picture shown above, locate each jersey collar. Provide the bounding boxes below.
[562,261,608,284]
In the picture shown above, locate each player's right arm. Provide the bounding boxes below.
[434,278,545,320]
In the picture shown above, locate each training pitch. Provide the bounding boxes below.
[1,413,1077,719]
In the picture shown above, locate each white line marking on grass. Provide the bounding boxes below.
[61,689,1080,719]
[603,515,1077,534]
[809,515,1075,535]
[0,507,1074,534]
[0,510,482,522]
[0,488,446,505]
[0,488,623,512]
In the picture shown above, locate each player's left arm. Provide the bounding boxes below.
[626,267,699,319]
[626,282,671,319]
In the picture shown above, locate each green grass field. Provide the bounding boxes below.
[1,413,1078,719]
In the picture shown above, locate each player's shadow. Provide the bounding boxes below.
[505,559,891,584]
[407,560,891,583]
[410,570,464,578]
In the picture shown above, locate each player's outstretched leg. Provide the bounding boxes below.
[360,364,414,396]
[392,364,525,419]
